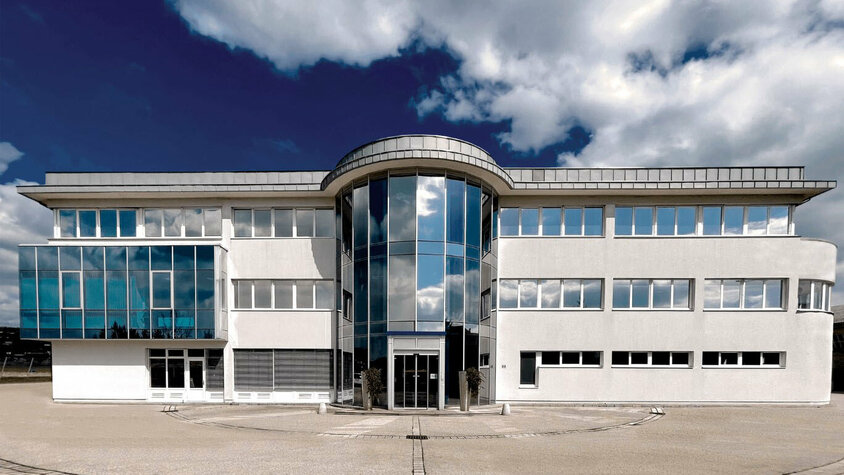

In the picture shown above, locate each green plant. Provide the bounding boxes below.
[362,367,384,404]
[465,367,483,399]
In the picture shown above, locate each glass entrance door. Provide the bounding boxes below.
[394,354,439,409]
[185,350,205,402]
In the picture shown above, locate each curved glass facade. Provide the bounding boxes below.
[336,170,497,405]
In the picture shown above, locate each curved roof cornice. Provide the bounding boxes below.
[320,134,514,194]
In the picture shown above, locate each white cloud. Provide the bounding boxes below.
[0,142,24,174]
[0,180,52,326]
[170,0,418,72]
[169,1,844,304]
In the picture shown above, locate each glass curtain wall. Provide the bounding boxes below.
[336,170,497,406]
[19,245,217,340]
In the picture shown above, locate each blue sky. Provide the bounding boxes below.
[0,1,587,182]
[0,1,842,325]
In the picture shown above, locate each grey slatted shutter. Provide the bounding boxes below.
[234,349,273,391]
[274,349,331,390]
[206,349,224,390]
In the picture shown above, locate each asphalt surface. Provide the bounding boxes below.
[1,383,842,474]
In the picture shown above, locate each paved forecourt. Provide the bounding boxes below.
[1,383,843,474]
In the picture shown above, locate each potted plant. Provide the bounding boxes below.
[361,367,384,410]
[465,367,483,406]
[459,367,484,411]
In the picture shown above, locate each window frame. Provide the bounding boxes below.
[701,351,786,368]
[498,206,604,237]
[614,205,793,238]
[232,279,334,310]
[55,209,141,238]
[231,208,336,239]
[142,208,222,238]
[610,351,693,368]
[612,279,693,310]
[538,351,603,368]
[498,278,603,310]
[703,279,786,311]
[797,279,833,312]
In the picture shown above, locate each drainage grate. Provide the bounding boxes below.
[406,435,429,440]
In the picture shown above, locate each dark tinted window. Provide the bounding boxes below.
[581,352,601,366]
[541,351,560,365]
[519,352,536,385]
[652,352,670,365]
[612,351,629,365]
[671,352,689,366]
[742,352,761,365]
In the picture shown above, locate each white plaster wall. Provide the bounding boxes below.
[494,236,837,403]
[228,238,335,280]
[51,341,148,401]
[495,310,831,403]
[231,311,332,349]
[51,341,226,401]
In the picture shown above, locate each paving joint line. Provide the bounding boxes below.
[165,406,664,440]
[0,457,78,475]
[411,415,426,475]
[784,454,844,474]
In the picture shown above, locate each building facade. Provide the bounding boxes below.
[17,135,838,407]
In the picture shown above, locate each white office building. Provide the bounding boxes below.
[17,135,837,407]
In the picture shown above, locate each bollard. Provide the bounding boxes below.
[318,402,327,415]
[501,403,511,416]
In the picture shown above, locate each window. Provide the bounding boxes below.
[152,272,172,308]
[615,207,633,236]
[611,351,692,367]
[797,280,832,311]
[617,205,790,237]
[296,209,315,237]
[702,351,785,368]
[540,208,560,236]
[27,245,216,340]
[499,279,602,309]
[233,209,252,237]
[480,353,490,367]
[634,207,653,235]
[233,208,334,238]
[520,208,539,235]
[342,290,353,321]
[233,349,332,392]
[61,271,82,308]
[500,207,603,236]
[540,351,602,367]
[233,280,334,310]
[612,279,692,309]
[500,208,519,236]
[79,210,97,237]
[520,352,537,385]
[57,209,139,238]
[702,207,721,235]
[119,210,137,237]
[163,209,183,237]
[274,209,293,237]
[704,279,784,310]
[99,210,117,237]
[148,349,186,389]
[59,210,77,237]
[144,208,221,237]
[583,208,603,236]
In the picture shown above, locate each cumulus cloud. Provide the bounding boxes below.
[0,142,24,175]
[170,0,419,72]
[173,1,844,304]
[0,179,53,326]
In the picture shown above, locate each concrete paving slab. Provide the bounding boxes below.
[1,383,842,474]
